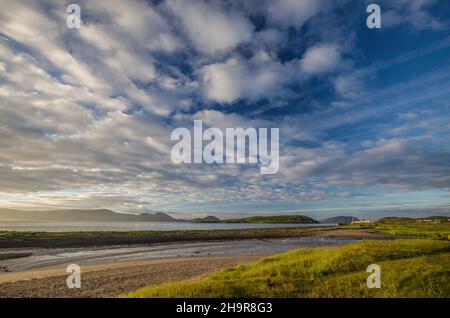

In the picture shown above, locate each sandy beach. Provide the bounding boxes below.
[0,254,265,297]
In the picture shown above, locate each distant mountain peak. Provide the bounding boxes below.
[320,216,359,225]
[191,215,221,223]
[0,208,185,222]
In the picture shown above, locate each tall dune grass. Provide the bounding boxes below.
[125,239,450,298]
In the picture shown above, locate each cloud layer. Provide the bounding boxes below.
[0,0,449,218]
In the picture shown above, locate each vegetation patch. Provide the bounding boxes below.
[223,215,318,223]
[125,239,450,298]
[346,217,450,240]
[0,252,32,261]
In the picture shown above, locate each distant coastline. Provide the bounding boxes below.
[0,208,324,224]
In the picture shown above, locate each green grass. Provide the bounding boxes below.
[0,252,32,261]
[125,239,450,298]
[346,217,450,240]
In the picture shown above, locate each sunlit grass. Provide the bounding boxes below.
[125,239,450,298]
[346,217,450,240]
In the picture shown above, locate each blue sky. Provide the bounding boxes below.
[0,0,449,220]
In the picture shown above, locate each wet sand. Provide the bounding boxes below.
[0,255,264,298]
[0,237,360,272]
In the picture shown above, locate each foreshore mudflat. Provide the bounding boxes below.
[0,255,264,298]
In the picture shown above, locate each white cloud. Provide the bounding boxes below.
[200,52,288,103]
[84,0,181,52]
[0,0,448,216]
[166,0,253,54]
[104,51,156,83]
[334,73,364,99]
[266,0,324,29]
[299,43,342,74]
[381,0,446,30]
[0,1,108,92]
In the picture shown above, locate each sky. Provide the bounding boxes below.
[0,0,449,220]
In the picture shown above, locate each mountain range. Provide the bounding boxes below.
[0,209,186,222]
[0,209,362,224]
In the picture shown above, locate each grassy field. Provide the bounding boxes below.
[348,217,450,240]
[125,239,450,298]
[0,253,32,261]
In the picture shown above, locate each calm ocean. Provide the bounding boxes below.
[0,221,336,232]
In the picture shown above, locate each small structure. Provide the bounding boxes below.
[351,219,374,224]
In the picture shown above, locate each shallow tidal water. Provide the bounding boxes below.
[0,221,336,232]
[0,237,358,272]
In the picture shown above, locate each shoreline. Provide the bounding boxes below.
[0,254,266,298]
[0,233,372,298]
[0,224,441,298]
[0,235,365,273]
[0,254,270,284]
[0,226,392,249]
